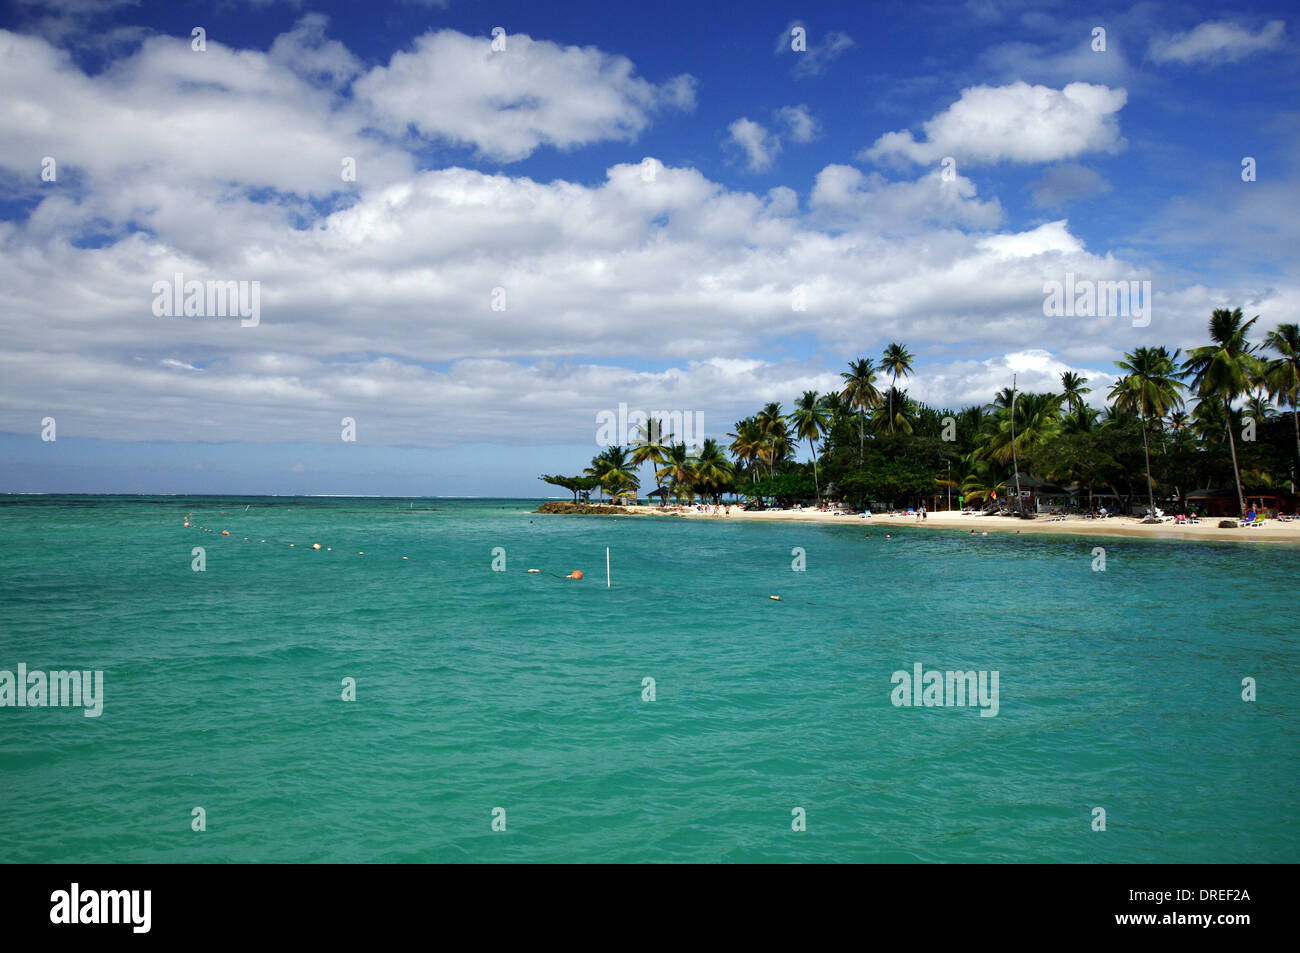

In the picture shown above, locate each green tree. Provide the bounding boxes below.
[728,417,765,482]
[840,357,883,462]
[629,417,670,492]
[690,438,735,501]
[788,391,831,502]
[1060,371,1091,415]
[755,401,789,477]
[978,392,1064,467]
[1183,308,1263,518]
[657,442,696,502]
[585,445,640,501]
[881,342,914,435]
[538,474,598,501]
[1264,323,1300,477]
[1109,346,1186,519]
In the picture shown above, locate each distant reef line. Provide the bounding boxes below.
[536,502,656,516]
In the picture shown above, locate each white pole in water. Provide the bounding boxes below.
[606,547,611,588]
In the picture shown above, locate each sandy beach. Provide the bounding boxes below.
[612,503,1300,544]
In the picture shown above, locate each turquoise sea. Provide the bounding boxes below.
[0,495,1295,863]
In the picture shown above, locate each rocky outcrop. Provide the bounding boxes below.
[537,502,636,515]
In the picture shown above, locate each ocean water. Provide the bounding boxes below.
[0,495,1295,864]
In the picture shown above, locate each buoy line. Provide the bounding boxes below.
[519,568,584,580]
[184,515,413,562]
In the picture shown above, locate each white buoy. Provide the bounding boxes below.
[606,547,611,588]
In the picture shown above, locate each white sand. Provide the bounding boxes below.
[617,504,1300,544]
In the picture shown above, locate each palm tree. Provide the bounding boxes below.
[585,446,640,501]
[821,390,846,424]
[1244,394,1274,429]
[656,442,696,503]
[1264,323,1300,478]
[1109,346,1186,520]
[788,390,831,502]
[990,387,1016,410]
[881,342,914,435]
[840,358,882,462]
[1191,398,1228,446]
[1183,308,1263,518]
[727,417,765,481]
[691,438,735,501]
[1061,404,1099,434]
[960,456,1011,508]
[873,386,916,436]
[629,417,669,491]
[979,392,1064,465]
[1060,371,1092,415]
[755,401,789,477]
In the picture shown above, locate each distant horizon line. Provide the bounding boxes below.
[0,493,565,500]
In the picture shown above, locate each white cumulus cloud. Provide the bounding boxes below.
[725,118,780,173]
[863,81,1127,166]
[354,29,696,162]
[1149,19,1286,65]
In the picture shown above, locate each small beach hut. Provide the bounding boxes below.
[1187,487,1299,517]
[1006,473,1068,514]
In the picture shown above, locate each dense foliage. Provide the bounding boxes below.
[545,312,1300,517]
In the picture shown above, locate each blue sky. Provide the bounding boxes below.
[1,0,1296,495]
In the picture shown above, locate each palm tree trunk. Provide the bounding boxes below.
[858,412,865,464]
[1225,398,1246,518]
[809,437,820,502]
[1292,406,1300,486]
[1140,409,1156,518]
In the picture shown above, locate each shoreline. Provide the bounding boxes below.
[546,502,1300,545]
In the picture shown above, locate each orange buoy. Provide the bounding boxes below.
[221,530,229,536]
[566,570,583,580]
